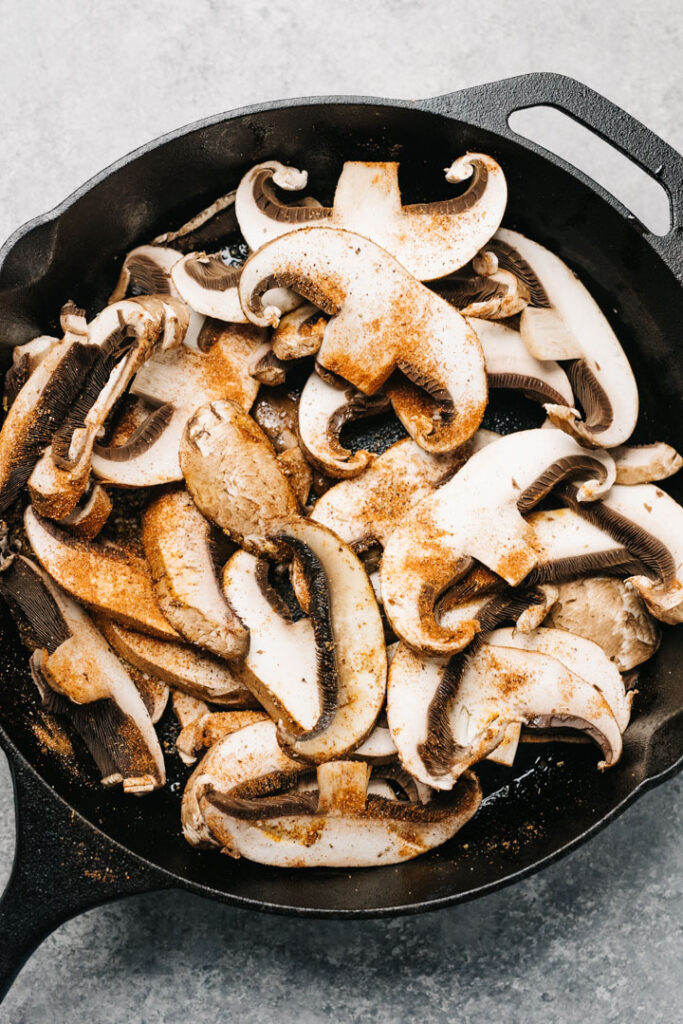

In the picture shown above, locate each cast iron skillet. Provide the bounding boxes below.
[0,73,681,1000]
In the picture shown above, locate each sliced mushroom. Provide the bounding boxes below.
[171,689,209,728]
[267,518,386,762]
[251,387,300,452]
[24,506,180,640]
[248,343,289,386]
[380,428,616,655]
[91,321,263,487]
[277,447,312,506]
[109,245,183,302]
[388,633,623,789]
[171,250,302,324]
[181,719,481,866]
[490,229,638,448]
[2,334,59,412]
[176,709,269,765]
[100,619,256,705]
[239,227,488,453]
[271,302,328,360]
[28,296,190,518]
[0,555,165,792]
[235,156,506,280]
[298,368,390,478]
[430,261,530,319]
[468,317,574,407]
[562,482,683,624]
[56,482,112,539]
[0,305,97,513]
[126,665,170,724]
[544,576,660,671]
[142,487,248,660]
[180,399,300,557]
[612,442,682,485]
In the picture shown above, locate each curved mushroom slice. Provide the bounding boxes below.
[380,428,616,655]
[431,262,529,319]
[180,399,300,558]
[482,626,633,765]
[126,666,169,725]
[2,334,59,412]
[56,482,112,539]
[0,305,98,513]
[235,156,506,281]
[388,636,623,789]
[142,488,247,660]
[490,229,638,448]
[563,483,683,624]
[28,296,190,518]
[545,576,660,671]
[252,386,318,507]
[248,343,288,386]
[177,709,269,765]
[0,555,165,792]
[222,550,321,732]
[468,317,574,408]
[307,436,469,554]
[92,321,263,488]
[271,302,328,360]
[25,507,179,640]
[239,227,487,454]
[298,368,390,478]
[171,250,302,325]
[100,619,256,706]
[612,442,683,485]
[182,719,481,866]
[267,519,387,763]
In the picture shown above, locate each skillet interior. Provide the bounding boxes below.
[0,100,682,914]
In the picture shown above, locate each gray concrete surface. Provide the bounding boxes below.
[0,0,681,1020]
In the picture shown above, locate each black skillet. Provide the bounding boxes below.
[0,73,682,1001]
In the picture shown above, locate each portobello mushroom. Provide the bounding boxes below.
[380,428,616,655]
[235,156,507,280]
[181,719,481,866]
[238,227,488,454]
[0,555,165,792]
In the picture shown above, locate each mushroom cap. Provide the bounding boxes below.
[180,399,301,557]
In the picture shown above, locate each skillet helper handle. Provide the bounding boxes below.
[0,752,166,1003]
[423,72,683,275]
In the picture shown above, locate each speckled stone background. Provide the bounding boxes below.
[0,1,681,1020]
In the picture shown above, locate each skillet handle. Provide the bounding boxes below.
[0,748,169,1003]
[422,72,683,275]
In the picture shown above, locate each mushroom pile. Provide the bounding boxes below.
[1,154,681,870]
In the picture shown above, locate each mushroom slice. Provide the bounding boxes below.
[100,619,256,706]
[91,321,263,487]
[267,519,387,762]
[0,305,97,513]
[235,156,506,281]
[221,550,321,732]
[177,709,269,765]
[544,577,660,671]
[307,436,469,554]
[56,482,112,539]
[612,442,683,485]
[142,487,248,660]
[171,250,302,324]
[380,428,615,655]
[182,719,481,866]
[28,296,189,518]
[491,229,638,448]
[388,636,623,789]
[239,227,487,454]
[126,665,169,725]
[180,399,300,558]
[0,555,165,792]
[172,690,209,729]
[109,245,183,302]
[249,343,289,386]
[563,483,683,624]
[298,368,390,478]
[271,302,328,360]
[468,317,574,408]
[2,334,58,411]
[431,263,530,319]
[24,507,179,640]
[277,447,312,506]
